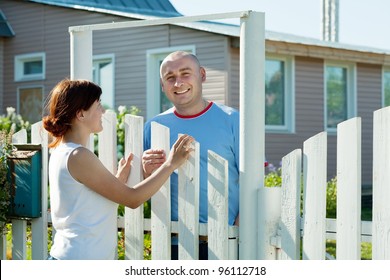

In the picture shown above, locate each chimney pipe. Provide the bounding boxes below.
[322,0,339,42]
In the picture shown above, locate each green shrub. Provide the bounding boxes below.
[326,176,337,219]
[264,162,338,218]
[0,130,13,233]
[264,162,282,187]
[0,107,31,140]
[0,108,30,235]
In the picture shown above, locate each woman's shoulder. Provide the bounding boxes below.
[55,143,96,165]
[68,145,95,161]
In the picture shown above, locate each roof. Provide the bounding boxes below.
[174,19,390,55]
[0,10,14,37]
[28,1,390,55]
[29,0,182,17]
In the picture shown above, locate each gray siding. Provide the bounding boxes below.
[1,0,137,113]
[1,0,230,119]
[265,57,326,172]
[357,63,382,186]
[95,25,171,113]
[230,47,240,109]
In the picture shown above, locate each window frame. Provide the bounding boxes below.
[146,45,196,120]
[324,61,356,134]
[265,54,295,133]
[382,67,390,107]
[93,54,115,109]
[14,52,45,81]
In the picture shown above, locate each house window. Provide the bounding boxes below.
[159,64,172,113]
[17,86,43,124]
[383,68,390,107]
[14,53,45,81]
[265,56,294,133]
[146,46,196,120]
[93,54,114,109]
[325,62,356,132]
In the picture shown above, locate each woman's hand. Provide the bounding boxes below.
[116,153,134,184]
[167,134,194,169]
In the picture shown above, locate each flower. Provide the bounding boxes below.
[6,107,15,117]
[118,106,127,115]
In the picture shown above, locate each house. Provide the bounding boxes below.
[1,0,390,194]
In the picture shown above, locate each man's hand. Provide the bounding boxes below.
[142,149,166,178]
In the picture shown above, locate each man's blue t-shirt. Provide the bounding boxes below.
[144,102,240,225]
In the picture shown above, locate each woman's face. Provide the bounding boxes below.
[83,99,105,133]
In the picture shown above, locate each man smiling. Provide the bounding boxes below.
[143,51,240,259]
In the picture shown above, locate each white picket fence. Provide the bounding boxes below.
[1,107,390,260]
[0,111,238,260]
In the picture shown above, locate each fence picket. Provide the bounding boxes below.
[12,220,27,260]
[124,115,144,260]
[150,122,171,259]
[302,132,327,260]
[207,150,229,260]
[280,149,302,260]
[372,107,390,260]
[31,122,49,260]
[178,141,200,259]
[336,117,361,259]
[99,110,117,173]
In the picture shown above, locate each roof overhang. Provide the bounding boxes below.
[29,0,390,56]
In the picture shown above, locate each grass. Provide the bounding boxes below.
[326,240,372,260]
[325,206,372,260]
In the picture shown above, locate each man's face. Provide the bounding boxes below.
[160,55,205,110]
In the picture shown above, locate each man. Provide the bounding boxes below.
[143,51,240,259]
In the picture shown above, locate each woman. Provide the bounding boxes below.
[43,78,193,259]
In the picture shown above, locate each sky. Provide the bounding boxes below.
[169,0,390,51]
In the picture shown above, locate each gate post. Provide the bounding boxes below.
[239,11,265,259]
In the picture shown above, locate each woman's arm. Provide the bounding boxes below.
[68,134,193,208]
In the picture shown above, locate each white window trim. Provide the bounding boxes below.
[324,61,357,134]
[382,66,390,107]
[146,45,196,120]
[14,52,45,81]
[265,54,295,134]
[93,53,115,109]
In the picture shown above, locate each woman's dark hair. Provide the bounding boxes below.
[43,78,102,147]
